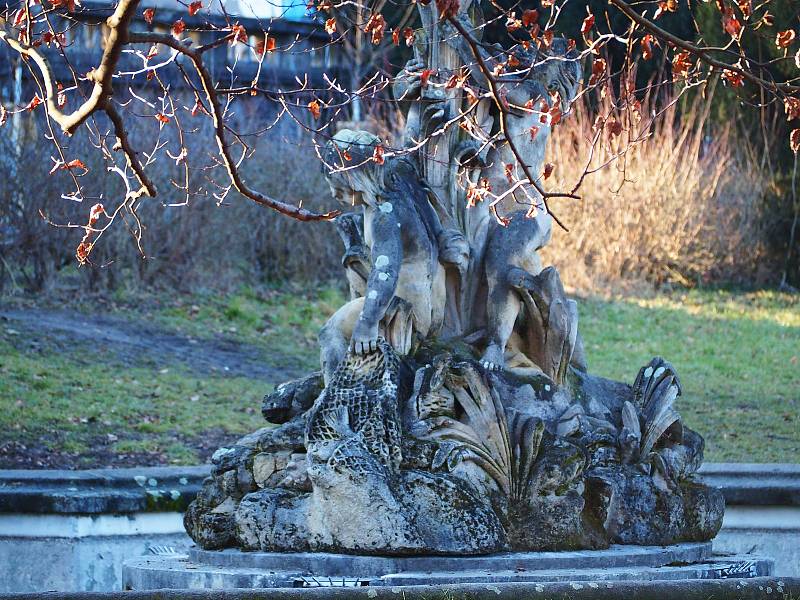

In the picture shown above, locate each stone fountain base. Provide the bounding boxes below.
[123,542,772,590]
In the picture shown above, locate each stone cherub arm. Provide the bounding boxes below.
[407,172,471,274]
[392,30,452,149]
[392,56,425,147]
[334,212,370,299]
[392,56,426,103]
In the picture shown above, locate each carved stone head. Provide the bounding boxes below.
[510,39,582,115]
[322,129,385,208]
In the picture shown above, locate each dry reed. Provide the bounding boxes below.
[542,84,773,290]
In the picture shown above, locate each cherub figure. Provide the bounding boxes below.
[479,40,584,372]
[453,38,583,372]
[398,27,583,371]
[319,130,468,384]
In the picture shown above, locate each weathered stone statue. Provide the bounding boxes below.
[184,1,723,556]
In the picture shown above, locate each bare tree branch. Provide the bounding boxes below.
[608,0,800,95]
[447,15,577,231]
[128,31,339,222]
[1,0,141,135]
[1,0,337,222]
[105,102,157,197]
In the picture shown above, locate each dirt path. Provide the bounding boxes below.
[0,303,317,468]
[0,306,304,383]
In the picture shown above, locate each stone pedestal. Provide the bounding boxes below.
[123,542,773,590]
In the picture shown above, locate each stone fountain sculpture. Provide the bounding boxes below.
[183,2,724,557]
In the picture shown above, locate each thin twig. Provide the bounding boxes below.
[448,15,576,231]
[128,31,338,221]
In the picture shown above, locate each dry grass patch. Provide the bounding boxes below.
[543,85,774,289]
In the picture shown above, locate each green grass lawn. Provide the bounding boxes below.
[0,287,341,468]
[578,289,799,463]
[0,286,797,467]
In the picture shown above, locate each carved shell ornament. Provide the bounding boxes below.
[410,360,551,504]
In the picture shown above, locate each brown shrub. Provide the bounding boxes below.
[541,85,775,290]
[0,110,341,295]
[0,87,779,296]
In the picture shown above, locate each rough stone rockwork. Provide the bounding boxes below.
[184,0,724,555]
[185,341,723,554]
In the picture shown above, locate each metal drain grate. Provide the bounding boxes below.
[148,546,179,556]
[293,576,370,587]
[709,560,759,579]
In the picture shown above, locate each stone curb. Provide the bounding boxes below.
[185,542,714,573]
[698,464,800,506]
[0,462,796,514]
[0,578,797,599]
[0,466,209,514]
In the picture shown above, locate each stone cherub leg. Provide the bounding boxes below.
[480,214,588,374]
[319,296,367,383]
[481,211,551,370]
[334,212,369,300]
